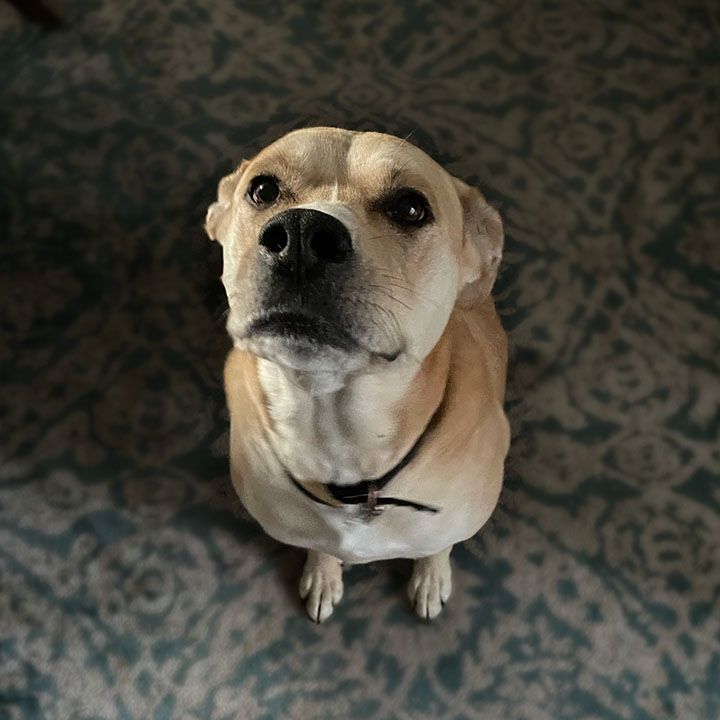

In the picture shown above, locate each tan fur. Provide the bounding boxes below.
[211,127,509,621]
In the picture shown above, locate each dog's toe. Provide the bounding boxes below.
[299,551,344,623]
[408,549,452,620]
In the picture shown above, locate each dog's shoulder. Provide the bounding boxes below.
[449,298,507,404]
[224,349,270,431]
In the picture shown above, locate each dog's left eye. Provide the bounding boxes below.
[385,191,431,227]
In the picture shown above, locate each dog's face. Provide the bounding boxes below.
[206,127,503,374]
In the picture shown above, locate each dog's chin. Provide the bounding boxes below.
[237,333,370,374]
[228,309,403,376]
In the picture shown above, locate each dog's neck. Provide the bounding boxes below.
[256,331,451,486]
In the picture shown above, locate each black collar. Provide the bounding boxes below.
[286,397,444,516]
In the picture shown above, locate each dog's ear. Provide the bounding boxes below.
[205,160,249,243]
[452,177,503,307]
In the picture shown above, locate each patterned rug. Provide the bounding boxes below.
[1,1,718,718]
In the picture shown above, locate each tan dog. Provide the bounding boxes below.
[206,127,509,622]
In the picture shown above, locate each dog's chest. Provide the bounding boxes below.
[242,360,496,561]
[239,459,478,563]
[259,367,399,485]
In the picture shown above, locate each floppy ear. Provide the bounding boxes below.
[452,177,504,307]
[205,160,249,243]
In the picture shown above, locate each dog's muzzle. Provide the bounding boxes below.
[235,208,360,355]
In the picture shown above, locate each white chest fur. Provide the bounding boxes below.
[256,357,415,485]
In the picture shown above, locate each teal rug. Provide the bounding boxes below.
[1,1,718,718]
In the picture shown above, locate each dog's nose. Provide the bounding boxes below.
[258,209,353,277]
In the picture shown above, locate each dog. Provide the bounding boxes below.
[206,127,510,622]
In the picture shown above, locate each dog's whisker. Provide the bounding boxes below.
[367,285,413,311]
[374,275,443,310]
[355,297,402,345]
[353,296,403,350]
[214,307,230,325]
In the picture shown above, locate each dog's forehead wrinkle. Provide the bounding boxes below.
[276,128,353,182]
[355,148,416,181]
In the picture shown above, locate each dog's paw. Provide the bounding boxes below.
[299,551,344,623]
[408,549,452,620]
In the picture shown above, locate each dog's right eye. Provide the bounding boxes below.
[248,176,280,206]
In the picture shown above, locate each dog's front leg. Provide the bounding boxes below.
[299,550,344,623]
[408,546,453,619]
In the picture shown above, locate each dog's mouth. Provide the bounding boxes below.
[242,310,360,351]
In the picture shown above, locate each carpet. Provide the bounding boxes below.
[1,1,718,718]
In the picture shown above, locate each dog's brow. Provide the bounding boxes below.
[377,165,412,197]
[385,149,430,183]
[376,160,432,200]
[388,166,405,187]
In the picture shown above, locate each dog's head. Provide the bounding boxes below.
[206,127,502,374]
